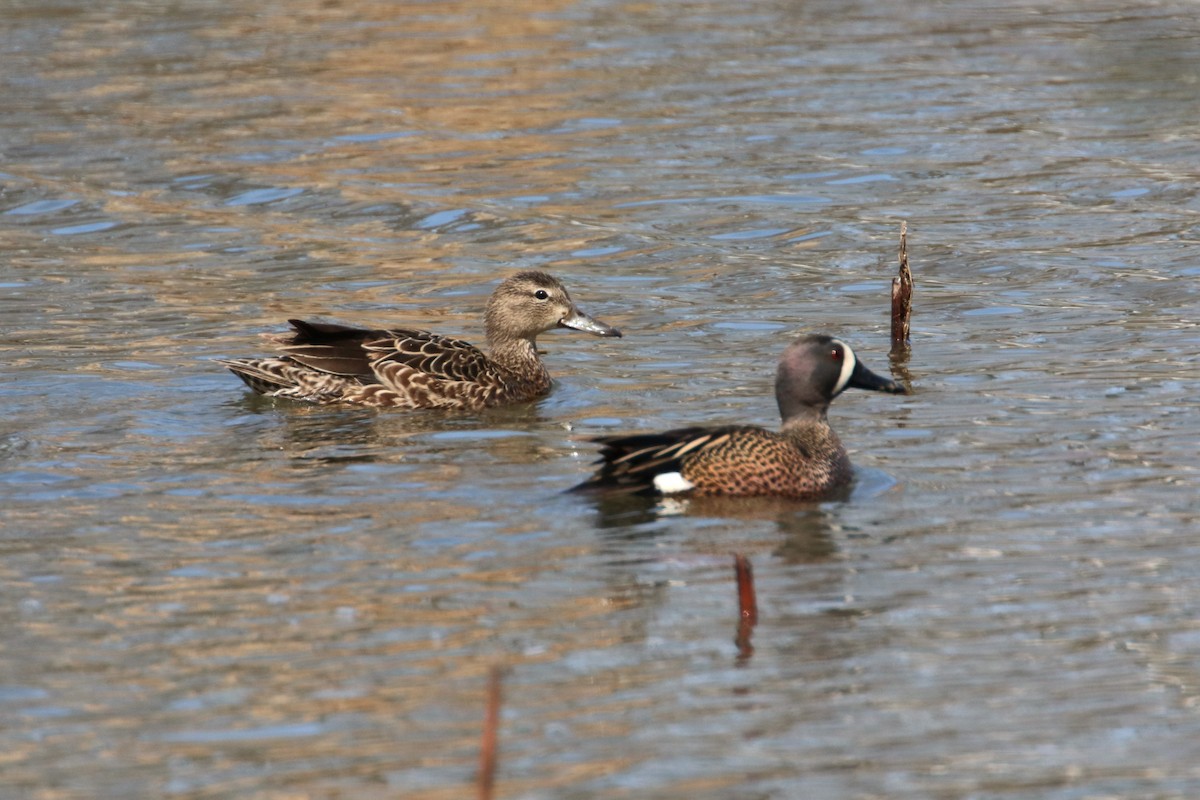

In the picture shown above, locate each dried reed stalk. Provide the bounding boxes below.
[891,221,913,351]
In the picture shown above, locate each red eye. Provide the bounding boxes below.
[830,348,843,361]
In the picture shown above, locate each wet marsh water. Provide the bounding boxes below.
[3,1,1200,797]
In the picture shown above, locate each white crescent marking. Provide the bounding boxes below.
[832,340,857,395]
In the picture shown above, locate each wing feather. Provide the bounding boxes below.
[276,319,501,384]
[574,426,754,493]
[363,329,500,383]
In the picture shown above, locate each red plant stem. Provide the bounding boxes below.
[734,554,758,659]
[734,553,758,625]
[478,665,503,800]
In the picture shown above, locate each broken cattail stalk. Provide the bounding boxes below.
[890,220,913,352]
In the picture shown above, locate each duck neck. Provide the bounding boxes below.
[779,402,828,428]
[488,335,549,380]
[781,411,844,460]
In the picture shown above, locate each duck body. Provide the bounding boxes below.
[573,334,906,499]
[583,422,852,499]
[222,271,620,410]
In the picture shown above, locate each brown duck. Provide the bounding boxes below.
[221,271,621,409]
[572,334,907,498]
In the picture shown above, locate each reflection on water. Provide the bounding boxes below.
[582,487,845,565]
[4,0,1200,796]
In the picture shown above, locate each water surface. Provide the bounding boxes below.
[3,1,1200,797]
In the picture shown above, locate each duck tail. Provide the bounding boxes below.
[219,358,298,395]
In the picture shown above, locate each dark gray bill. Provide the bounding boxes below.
[559,308,622,338]
[848,360,907,394]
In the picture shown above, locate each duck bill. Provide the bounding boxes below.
[848,361,908,394]
[559,308,622,338]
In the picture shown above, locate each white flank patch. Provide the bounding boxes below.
[653,472,695,494]
[832,340,857,395]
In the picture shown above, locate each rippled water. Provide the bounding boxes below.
[4,1,1200,797]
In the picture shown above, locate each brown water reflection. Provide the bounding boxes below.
[5,0,1200,797]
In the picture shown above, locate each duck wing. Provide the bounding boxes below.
[280,319,499,384]
[361,328,500,383]
[276,319,386,378]
[572,425,757,493]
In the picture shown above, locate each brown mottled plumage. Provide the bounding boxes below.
[572,334,908,499]
[221,271,621,409]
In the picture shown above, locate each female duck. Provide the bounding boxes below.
[222,271,621,409]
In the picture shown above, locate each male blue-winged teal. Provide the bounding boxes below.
[221,271,621,409]
[572,334,907,498]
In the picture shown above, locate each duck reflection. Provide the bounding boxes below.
[223,393,553,468]
[579,488,840,564]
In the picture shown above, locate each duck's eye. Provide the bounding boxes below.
[534,289,549,300]
[830,347,843,361]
